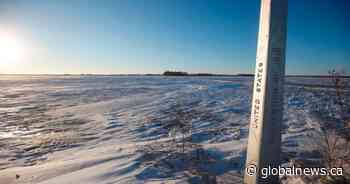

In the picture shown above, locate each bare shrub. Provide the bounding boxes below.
[310,70,350,183]
[320,131,349,169]
[138,100,222,183]
[166,101,195,153]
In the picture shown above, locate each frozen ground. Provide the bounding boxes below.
[0,75,349,184]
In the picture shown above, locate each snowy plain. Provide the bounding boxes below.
[0,75,348,184]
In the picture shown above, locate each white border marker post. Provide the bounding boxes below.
[244,0,288,183]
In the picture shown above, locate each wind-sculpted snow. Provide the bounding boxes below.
[0,75,348,183]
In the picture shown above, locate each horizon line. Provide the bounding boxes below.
[1,73,349,78]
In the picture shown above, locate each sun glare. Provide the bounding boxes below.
[0,32,25,67]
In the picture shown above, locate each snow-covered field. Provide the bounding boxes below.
[0,75,348,184]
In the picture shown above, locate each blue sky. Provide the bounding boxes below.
[0,0,349,75]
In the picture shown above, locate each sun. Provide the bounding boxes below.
[0,32,25,64]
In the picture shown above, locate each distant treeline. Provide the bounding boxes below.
[163,71,240,76]
[162,71,350,78]
[287,75,350,78]
[163,71,189,76]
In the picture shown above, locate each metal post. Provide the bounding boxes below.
[244,0,288,183]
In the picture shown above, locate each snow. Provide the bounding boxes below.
[0,75,348,183]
